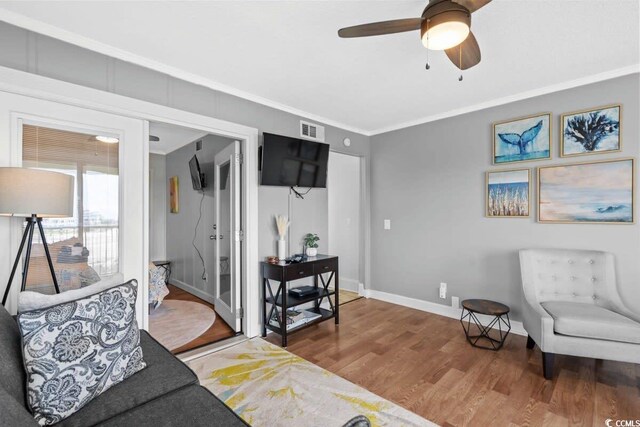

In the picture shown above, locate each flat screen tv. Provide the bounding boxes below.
[189,154,206,191]
[260,133,330,187]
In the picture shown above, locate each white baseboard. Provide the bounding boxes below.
[171,279,216,305]
[365,289,527,337]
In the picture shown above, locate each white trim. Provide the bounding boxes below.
[366,289,527,337]
[179,335,248,364]
[358,283,366,297]
[171,279,216,306]
[0,10,370,137]
[2,11,637,136]
[0,65,262,339]
[370,66,640,135]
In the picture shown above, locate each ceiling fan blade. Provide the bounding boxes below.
[445,31,481,70]
[453,0,491,13]
[338,18,422,38]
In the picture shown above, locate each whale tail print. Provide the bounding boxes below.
[498,120,543,155]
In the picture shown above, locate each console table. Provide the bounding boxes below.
[261,255,339,347]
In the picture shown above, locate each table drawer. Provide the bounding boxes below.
[284,263,314,281]
[314,258,338,275]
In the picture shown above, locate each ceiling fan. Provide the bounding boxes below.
[338,0,491,72]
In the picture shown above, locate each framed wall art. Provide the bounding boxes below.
[493,113,551,164]
[538,158,634,224]
[561,104,621,157]
[169,176,179,213]
[486,168,530,218]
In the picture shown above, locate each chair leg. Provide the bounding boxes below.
[526,335,535,349]
[542,352,554,380]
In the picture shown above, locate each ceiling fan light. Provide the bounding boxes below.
[421,10,470,50]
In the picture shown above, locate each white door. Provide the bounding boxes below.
[213,141,242,331]
[0,92,148,327]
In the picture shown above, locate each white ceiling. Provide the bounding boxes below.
[149,122,208,155]
[0,1,638,135]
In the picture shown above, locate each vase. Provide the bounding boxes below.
[306,247,317,257]
[277,239,286,260]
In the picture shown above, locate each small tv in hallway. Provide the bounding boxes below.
[189,154,206,191]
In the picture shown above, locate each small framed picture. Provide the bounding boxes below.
[493,113,551,164]
[538,158,634,224]
[169,176,179,213]
[486,168,530,218]
[561,104,621,157]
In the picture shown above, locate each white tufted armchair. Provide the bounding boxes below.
[519,249,640,379]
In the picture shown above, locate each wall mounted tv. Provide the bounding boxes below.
[260,133,330,187]
[189,154,206,191]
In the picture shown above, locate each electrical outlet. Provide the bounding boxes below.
[384,219,391,230]
[439,282,447,299]
[203,273,208,282]
[451,296,460,309]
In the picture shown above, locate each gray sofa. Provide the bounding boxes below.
[0,305,248,426]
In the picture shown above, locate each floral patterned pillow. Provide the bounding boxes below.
[17,280,147,425]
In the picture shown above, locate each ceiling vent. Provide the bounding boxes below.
[300,120,325,142]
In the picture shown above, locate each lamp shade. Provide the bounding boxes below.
[0,167,74,217]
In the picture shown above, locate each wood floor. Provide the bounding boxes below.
[164,284,235,354]
[266,298,640,427]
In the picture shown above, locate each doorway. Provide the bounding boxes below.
[147,123,243,353]
[327,151,363,305]
[0,65,261,343]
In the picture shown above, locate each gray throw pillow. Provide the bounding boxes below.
[17,280,147,426]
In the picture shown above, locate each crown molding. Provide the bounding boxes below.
[1,9,638,138]
[370,64,640,135]
[0,10,372,136]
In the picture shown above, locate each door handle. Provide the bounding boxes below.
[210,235,216,240]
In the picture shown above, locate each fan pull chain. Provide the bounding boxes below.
[425,19,431,70]
[458,44,463,81]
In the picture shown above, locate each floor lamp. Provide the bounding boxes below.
[0,167,74,306]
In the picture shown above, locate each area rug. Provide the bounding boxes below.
[190,338,434,427]
[149,300,215,351]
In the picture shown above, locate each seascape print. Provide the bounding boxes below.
[538,159,633,223]
[562,105,620,156]
[487,169,530,217]
[493,113,551,164]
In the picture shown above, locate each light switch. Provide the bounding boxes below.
[384,219,391,230]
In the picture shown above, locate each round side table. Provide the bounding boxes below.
[460,299,511,351]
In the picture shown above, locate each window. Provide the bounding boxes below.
[22,124,119,293]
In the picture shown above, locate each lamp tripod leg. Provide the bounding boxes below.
[20,216,36,293]
[36,218,60,294]
[2,219,33,306]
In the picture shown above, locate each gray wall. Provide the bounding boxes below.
[0,21,371,275]
[165,134,232,299]
[370,74,640,321]
[149,153,167,261]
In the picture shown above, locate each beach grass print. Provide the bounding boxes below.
[538,158,634,224]
[493,113,551,164]
[561,105,621,157]
[487,169,530,217]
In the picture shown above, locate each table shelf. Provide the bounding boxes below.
[261,255,339,347]
[266,287,335,307]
